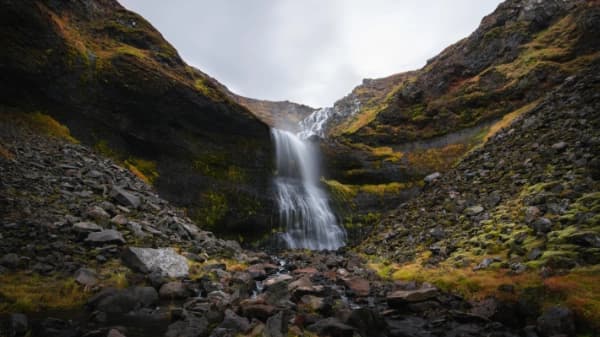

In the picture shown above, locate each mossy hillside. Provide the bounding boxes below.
[0,0,276,241]
[327,2,599,158]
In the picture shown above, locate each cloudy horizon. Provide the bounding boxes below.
[118,1,502,108]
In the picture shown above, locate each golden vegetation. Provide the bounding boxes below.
[0,273,88,313]
[0,143,14,160]
[483,100,541,142]
[125,158,159,184]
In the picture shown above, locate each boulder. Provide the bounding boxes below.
[346,308,387,337]
[240,303,276,321]
[424,172,441,183]
[387,288,439,307]
[218,309,251,334]
[265,311,287,337]
[87,286,158,314]
[165,316,209,337]
[110,186,141,209]
[72,221,103,233]
[0,253,20,269]
[465,205,484,216]
[307,317,354,337]
[536,306,575,337]
[87,206,110,221]
[85,230,125,244]
[342,277,370,297]
[9,313,28,337]
[263,274,293,288]
[121,247,189,278]
[159,281,191,299]
[74,268,98,287]
[107,329,126,337]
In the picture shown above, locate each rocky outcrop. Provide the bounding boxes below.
[0,0,275,241]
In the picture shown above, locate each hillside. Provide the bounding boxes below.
[319,0,600,243]
[0,0,283,241]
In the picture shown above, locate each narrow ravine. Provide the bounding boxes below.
[271,108,346,250]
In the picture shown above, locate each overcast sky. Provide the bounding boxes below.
[118,1,502,107]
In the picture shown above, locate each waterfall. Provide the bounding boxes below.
[272,108,346,250]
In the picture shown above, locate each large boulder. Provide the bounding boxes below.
[307,317,355,337]
[122,247,189,278]
[87,287,158,314]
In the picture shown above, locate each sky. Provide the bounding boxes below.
[118,1,502,108]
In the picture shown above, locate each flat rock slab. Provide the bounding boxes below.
[73,221,103,233]
[122,247,189,278]
[110,186,141,209]
[387,288,439,307]
[85,229,125,244]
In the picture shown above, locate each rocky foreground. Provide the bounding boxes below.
[0,114,582,337]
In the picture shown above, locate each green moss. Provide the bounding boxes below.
[196,191,228,227]
[0,273,88,313]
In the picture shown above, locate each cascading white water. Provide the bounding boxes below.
[272,108,346,250]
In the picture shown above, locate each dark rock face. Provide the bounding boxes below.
[0,0,274,241]
[536,306,575,337]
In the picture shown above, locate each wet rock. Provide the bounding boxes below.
[387,317,430,337]
[536,306,575,337]
[218,309,250,334]
[240,302,276,321]
[342,277,370,297]
[39,317,80,337]
[165,316,209,337]
[346,308,387,337]
[387,288,439,306]
[74,267,98,287]
[9,313,28,337]
[263,274,293,288]
[73,221,103,233]
[110,186,141,209]
[265,311,287,337]
[121,247,189,278]
[307,317,355,337]
[85,230,125,245]
[159,281,191,299]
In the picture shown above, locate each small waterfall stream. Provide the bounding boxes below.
[272,108,346,250]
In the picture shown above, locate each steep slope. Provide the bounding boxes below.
[320,0,600,243]
[0,0,275,240]
[362,57,600,329]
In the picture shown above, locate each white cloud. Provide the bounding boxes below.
[118,0,502,107]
